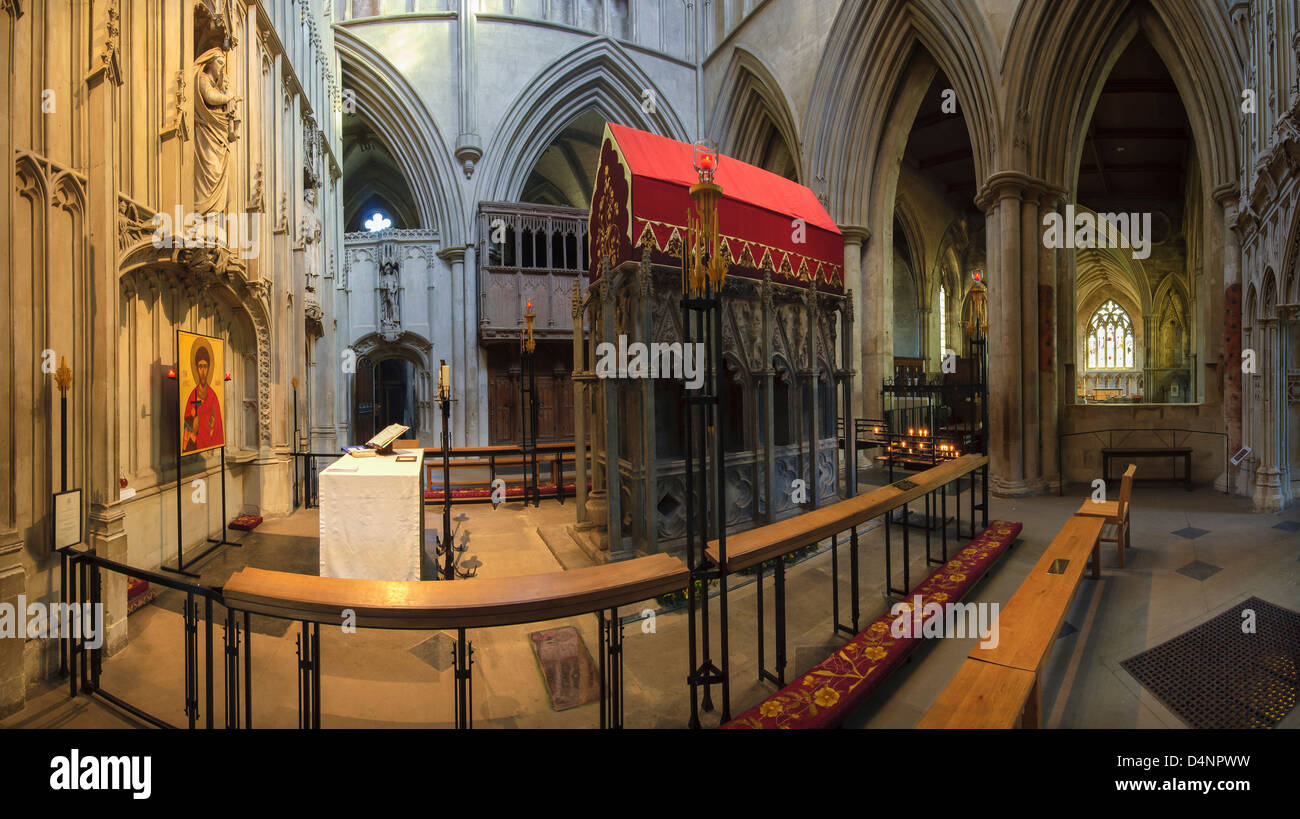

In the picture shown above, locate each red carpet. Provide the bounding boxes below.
[723,521,1022,729]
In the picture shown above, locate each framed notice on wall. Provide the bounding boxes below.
[53,489,82,549]
[178,330,226,455]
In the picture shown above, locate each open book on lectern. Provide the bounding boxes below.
[365,423,410,454]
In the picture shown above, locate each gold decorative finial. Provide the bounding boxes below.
[54,357,73,396]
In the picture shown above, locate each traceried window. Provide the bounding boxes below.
[1086,300,1134,370]
[364,211,392,232]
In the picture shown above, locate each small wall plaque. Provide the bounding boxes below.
[891,479,918,490]
[1047,558,1070,575]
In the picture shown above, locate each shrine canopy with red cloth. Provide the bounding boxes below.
[588,123,844,294]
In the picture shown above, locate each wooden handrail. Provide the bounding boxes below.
[221,553,688,630]
[706,454,988,572]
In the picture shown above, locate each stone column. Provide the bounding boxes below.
[0,1,21,718]
[858,222,891,420]
[840,228,869,422]
[571,277,587,523]
[1039,191,1062,492]
[1254,318,1285,511]
[1020,188,1042,491]
[1218,193,1243,492]
[978,177,1029,495]
[1142,312,1157,400]
[85,6,129,655]
[462,243,482,444]
[437,247,467,445]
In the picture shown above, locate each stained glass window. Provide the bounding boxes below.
[364,211,392,232]
[1086,300,1134,370]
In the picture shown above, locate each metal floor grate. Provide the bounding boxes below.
[1121,597,1300,728]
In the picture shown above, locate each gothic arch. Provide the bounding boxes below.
[476,38,690,205]
[117,256,275,450]
[1006,1,1239,193]
[335,28,466,247]
[708,46,803,181]
[803,0,1000,225]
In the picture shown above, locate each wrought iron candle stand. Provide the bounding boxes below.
[683,139,730,727]
[437,360,454,580]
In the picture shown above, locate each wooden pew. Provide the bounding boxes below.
[920,513,1105,729]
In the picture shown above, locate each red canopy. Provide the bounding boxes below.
[588,123,844,293]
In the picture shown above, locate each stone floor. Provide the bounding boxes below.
[5,475,1299,729]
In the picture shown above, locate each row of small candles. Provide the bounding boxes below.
[870,424,963,463]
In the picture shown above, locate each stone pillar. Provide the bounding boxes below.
[1254,318,1285,511]
[1020,189,1042,491]
[857,222,891,420]
[840,228,869,422]
[1142,312,1157,400]
[437,247,468,445]
[572,278,588,523]
[0,1,19,719]
[85,6,129,655]
[1219,194,1243,492]
[1039,191,1061,492]
[978,178,1029,495]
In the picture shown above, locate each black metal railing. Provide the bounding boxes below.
[291,442,581,510]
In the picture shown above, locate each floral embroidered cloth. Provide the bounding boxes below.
[722,520,1022,729]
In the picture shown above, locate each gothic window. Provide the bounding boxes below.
[1087,300,1135,370]
[364,211,392,232]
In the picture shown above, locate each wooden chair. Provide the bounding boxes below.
[1075,463,1135,568]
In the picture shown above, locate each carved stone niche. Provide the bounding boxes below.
[194,0,237,54]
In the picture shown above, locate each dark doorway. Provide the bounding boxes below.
[351,356,418,443]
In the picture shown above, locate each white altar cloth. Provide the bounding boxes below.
[318,450,425,581]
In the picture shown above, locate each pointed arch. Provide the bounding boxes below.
[708,46,803,182]
[336,28,466,246]
[476,38,690,205]
[1005,1,1239,192]
[802,0,1000,225]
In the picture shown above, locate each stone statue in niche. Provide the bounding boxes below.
[193,48,241,215]
[379,244,401,338]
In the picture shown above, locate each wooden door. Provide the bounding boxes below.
[352,356,376,443]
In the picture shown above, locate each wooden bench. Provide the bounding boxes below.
[1102,446,1191,491]
[915,658,1038,729]
[706,454,990,685]
[920,513,1105,729]
[221,554,688,728]
[722,521,1022,729]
